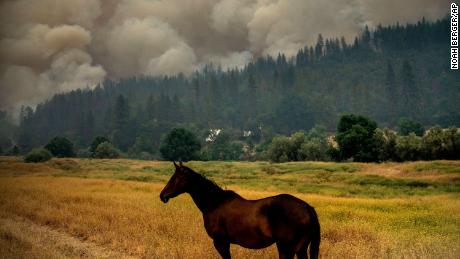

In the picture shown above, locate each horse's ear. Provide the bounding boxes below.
[173,161,179,168]
[179,161,183,167]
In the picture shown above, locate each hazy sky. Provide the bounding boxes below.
[0,0,451,114]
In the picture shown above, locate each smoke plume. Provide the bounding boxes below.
[0,0,450,114]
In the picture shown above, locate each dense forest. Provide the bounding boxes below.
[1,17,459,158]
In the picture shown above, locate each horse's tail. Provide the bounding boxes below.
[309,207,320,259]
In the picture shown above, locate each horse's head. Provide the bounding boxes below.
[160,161,190,203]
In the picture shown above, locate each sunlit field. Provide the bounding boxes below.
[0,157,459,258]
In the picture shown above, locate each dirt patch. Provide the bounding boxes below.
[0,216,135,259]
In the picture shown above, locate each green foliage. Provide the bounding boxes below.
[441,127,460,160]
[44,137,74,157]
[267,135,291,162]
[94,142,120,159]
[0,110,15,153]
[374,128,398,161]
[422,126,460,160]
[90,136,110,155]
[396,133,423,161]
[335,114,379,162]
[111,94,134,150]
[160,128,201,161]
[398,118,424,136]
[24,148,52,163]
[130,135,156,154]
[267,126,331,162]
[10,145,19,156]
[207,131,243,160]
[299,139,329,161]
[273,94,314,134]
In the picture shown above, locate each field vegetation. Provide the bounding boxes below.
[0,157,459,258]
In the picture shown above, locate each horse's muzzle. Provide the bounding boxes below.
[160,193,169,203]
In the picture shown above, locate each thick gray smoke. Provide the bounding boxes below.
[0,0,450,114]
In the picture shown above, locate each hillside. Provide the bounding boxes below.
[6,17,460,153]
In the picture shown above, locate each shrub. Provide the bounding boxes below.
[335,114,379,162]
[90,136,110,155]
[299,126,330,161]
[45,137,74,157]
[441,127,460,159]
[266,135,291,162]
[398,118,424,136]
[422,126,460,160]
[396,133,423,161]
[299,138,329,161]
[374,128,398,161]
[267,126,331,162]
[421,126,444,159]
[94,142,120,159]
[207,131,244,160]
[10,145,20,156]
[24,148,52,163]
[160,128,201,161]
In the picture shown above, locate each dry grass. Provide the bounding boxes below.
[0,157,459,258]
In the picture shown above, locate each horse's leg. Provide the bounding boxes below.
[295,240,310,259]
[213,239,231,259]
[276,243,295,259]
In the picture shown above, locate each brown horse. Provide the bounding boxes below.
[160,162,320,259]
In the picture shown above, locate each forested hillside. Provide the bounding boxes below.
[4,17,459,155]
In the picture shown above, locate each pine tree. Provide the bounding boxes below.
[113,95,129,131]
[384,60,398,124]
[85,110,94,144]
[400,60,419,118]
[315,34,324,60]
[145,94,155,120]
[245,73,258,126]
[362,25,371,47]
[17,106,34,153]
[111,94,131,150]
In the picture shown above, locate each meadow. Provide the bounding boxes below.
[0,156,459,258]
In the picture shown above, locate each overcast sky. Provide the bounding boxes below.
[0,0,451,114]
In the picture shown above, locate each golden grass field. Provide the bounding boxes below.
[0,157,459,258]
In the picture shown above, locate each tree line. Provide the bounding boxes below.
[21,114,460,163]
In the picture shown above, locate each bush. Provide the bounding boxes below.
[398,118,424,136]
[335,114,379,162]
[94,142,120,159]
[45,137,74,157]
[396,133,423,161]
[9,145,20,156]
[160,128,201,161]
[374,128,398,161]
[441,127,460,159]
[422,126,460,160]
[299,138,329,161]
[207,131,244,160]
[24,148,52,163]
[90,136,110,155]
[266,135,291,162]
[267,126,331,162]
[299,126,330,161]
[421,126,444,159]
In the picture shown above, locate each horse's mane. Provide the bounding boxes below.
[182,166,240,199]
